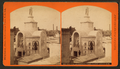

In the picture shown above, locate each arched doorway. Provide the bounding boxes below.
[32,41,39,54]
[88,41,95,53]
[18,33,23,47]
[74,32,79,47]
[73,32,80,57]
[17,33,23,57]
[74,51,77,57]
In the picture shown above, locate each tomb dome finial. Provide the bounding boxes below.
[79,7,94,33]
[29,7,33,16]
[81,7,92,23]
[85,7,89,16]
[84,7,90,18]
[28,7,34,22]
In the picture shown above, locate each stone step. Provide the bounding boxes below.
[73,53,98,63]
[18,54,43,65]
[28,56,60,65]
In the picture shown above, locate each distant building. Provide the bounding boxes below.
[69,26,76,35]
[55,31,60,38]
[103,30,111,37]
[46,30,56,36]
[94,27,111,37]
[10,32,15,65]
[69,26,76,41]
[10,26,19,42]
[46,30,60,37]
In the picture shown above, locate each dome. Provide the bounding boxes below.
[32,31,43,37]
[88,31,99,37]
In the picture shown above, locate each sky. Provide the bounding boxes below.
[10,6,60,31]
[62,5,111,31]
[10,5,111,31]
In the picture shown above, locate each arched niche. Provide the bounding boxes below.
[15,31,25,49]
[72,31,81,48]
[18,33,23,47]
[73,32,79,47]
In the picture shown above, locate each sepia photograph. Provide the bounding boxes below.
[10,6,60,65]
[62,6,112,65]
[3,2,118,66]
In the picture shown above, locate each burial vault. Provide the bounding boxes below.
[71,7,104,58]
[15,7,49,59]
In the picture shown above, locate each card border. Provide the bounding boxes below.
[3,2,118,66]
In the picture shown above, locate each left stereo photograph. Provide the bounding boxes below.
[10,6,60,65]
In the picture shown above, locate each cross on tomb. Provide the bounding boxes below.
[85,7,89,16]
[29,7,33,16]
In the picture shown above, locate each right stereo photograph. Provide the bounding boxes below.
[62,6,112,65]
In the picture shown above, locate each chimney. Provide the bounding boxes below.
[56,26,58,31]
[53,24,54,30]
[109,24,111,31]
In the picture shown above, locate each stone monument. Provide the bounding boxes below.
[71,7,105,63]
[14,7,49,65]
